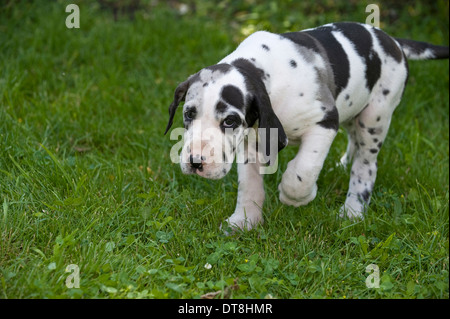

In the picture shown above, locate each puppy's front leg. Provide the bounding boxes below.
[279,124,337,207]
[224,141,265,231]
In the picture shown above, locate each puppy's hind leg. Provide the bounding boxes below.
[339,101,397,219]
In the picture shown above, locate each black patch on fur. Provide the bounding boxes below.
[280,32,321,53]
[221,85,244,110]
[303,26,350,96]
[205,63,232,74]
[216,101,228,113]
[370,148,378,154]
[262,44,270,51]
[334,23,381,91]
[297,175,302,182]
[317,107,339,131]
[231,58,288,156]
[373,28,404,63]
[382,89,390,95]
[360,189,371,203]
[290,60,297,68]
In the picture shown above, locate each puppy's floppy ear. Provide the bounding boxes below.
[164,79,190,135]
[233,59,288,164]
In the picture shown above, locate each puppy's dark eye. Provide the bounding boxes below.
[184,109,196,120]
[223,118,235,128]
[222,115,241,129]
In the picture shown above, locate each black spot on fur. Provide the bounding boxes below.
[317,107,339,131]
[290,60,297,68]
[370,148,378,154]
[376,116,381,122]
[262,44,270,51]
[345,94,350,100]
[360,189,371,203]
[297,175,302,182]
[358,120,365,128]
[244,159,249,165]
[203,82,209,87]
[221,85,244,110]
[216,101,228,113]
[382,89,390,95]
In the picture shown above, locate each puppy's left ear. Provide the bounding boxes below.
[164,79,190,135]
[233,59,288,164]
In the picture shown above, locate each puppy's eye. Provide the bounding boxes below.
[223,118,235,128]
[222,115,241,129]
[184,109,196,120]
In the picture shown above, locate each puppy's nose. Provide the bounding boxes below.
[189,154,203,169]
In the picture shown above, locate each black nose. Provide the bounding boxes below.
[189,155,203,169]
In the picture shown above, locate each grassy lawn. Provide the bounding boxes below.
[0,0,448,299]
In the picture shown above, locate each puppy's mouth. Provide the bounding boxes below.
[181,162,231,180]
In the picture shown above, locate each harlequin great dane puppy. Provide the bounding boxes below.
[165,22,449,231]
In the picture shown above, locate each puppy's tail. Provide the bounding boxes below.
[396,38,449,60]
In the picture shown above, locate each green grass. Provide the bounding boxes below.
[0,0,448,299]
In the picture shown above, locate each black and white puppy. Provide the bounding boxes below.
[165,22,449,230]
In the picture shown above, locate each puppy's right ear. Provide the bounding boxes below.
[164,79,190,135]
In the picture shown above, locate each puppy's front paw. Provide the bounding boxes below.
[278,182,317,207]
[222,208,263,233]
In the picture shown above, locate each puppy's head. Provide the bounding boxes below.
[165,59,287,179]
